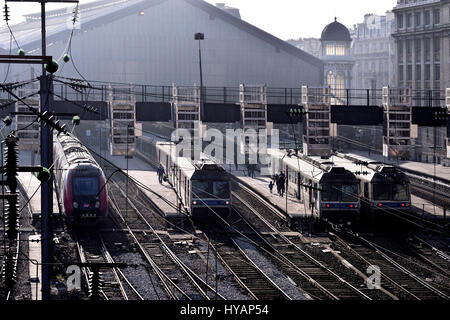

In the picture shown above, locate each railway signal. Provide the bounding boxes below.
[286,107,307,118]
[434,109,449,125]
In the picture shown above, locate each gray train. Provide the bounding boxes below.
[268,148,361,223]
[136,135,232,217]
[332,152,411,217]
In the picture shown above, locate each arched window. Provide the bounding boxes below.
[327,70,346,104]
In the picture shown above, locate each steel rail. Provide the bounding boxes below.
[233,192,371,300]
[107,190,186,300]
[110,179,225,300]
[359,236,450,300]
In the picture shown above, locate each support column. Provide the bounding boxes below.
[446,88,450,160]
[40,74,53,300]
[239,84,267,165]
[382,86,412,161]
[302,85,331,158]
[172,84,202,160]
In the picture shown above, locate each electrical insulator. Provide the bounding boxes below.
[44,60,59,74]
[3,4,10,23]
[35,167,51,182]
[2,252,17,290]
[72,115,80,126]
[4,134,19,192]
[63,54,70,63]
[17,49,25,56]
[88,270,102,300]
[2,116,12,126]
[72,5,79,24]
[5,194,19,241]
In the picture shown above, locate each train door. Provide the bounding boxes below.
[363,182,369,199]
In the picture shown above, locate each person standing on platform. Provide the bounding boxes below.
[276,174,281,196]
[279,172,286,197]
[157,164,165,184]
[268,180,274,194]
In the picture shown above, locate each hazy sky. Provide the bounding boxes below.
[2,0,397,39]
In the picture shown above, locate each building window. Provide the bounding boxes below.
[415,39,421,61]
[327,71,345,104]
[335,44,345,56]
[407,65,412,81]
[415,12,421,26]
[416,64,421,80]
[434,38,440,61]
[407,40,412,62]
[407,13,412,28]
[398,13,404,28]
[425,10,431,25]
[326,44,335,55]
[399,65,404,81]
[434,64,440,81]
[398,40,403,62]
[425,38,430,61]
[425,64,430,80]
[434,9,440,25]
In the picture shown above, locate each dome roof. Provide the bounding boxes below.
[321,18,351,42]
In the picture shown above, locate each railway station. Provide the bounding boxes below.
[0,0,449,308]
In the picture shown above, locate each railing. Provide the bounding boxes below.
[1,82,447,107]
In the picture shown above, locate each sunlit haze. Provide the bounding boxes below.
[3,0,397,39]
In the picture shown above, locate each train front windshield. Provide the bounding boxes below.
[73,177,99,196]
[373,183,409,201]
[192,181,230,199]
[322,184,359,202]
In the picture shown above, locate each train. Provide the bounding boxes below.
[268,148,361,223]
[136,134,232,217]
[53,133,108,224]
[332,152,411,217]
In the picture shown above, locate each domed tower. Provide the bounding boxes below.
[320,18,354,104]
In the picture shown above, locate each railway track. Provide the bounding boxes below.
[330,231,450,300]
[75,232,142,300]
[106,175,227,300]
[410,236,450,270]
[96,147,295,300]
[196,229,292,300]
[232,178,450,300]
[231,192,374,300]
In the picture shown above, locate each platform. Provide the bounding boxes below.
[17,149,60,218]
[228,165,310,220]
[98,150,184,218]
[410,195,448,219]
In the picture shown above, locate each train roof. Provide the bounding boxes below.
[332,152,408,183]
[56,133,99,167]
[154,139,227,179]
[269,148,357,183]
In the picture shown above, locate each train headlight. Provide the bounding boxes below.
[225,201,230,205]
[193,201,197,205]
[95,201,100,209]
[73,202,79,209]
